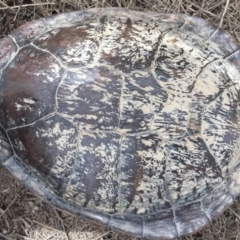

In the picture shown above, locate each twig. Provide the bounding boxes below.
[0,0,9,8]
[229,207,240,220]
[0,232,12,240]
[0,2,55,10]
[94,231,112,240]
[32,220,64,232]
[53,208,70,240]
[0,195,18,218]
[219,0,230,28]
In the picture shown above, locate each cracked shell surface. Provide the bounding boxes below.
[0,8,240,239]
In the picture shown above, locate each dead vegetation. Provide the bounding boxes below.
[0,0,240,239]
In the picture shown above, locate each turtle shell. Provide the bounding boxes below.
[1,8,240,239]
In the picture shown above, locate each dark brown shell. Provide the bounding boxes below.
[0,8,240,240]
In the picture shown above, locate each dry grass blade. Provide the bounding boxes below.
[0,0,9,7]
[219,0,230,28]
[0,232,12,240]
[0,2,55,10]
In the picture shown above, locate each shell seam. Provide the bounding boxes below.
[117,135,124,213]
[63,127,82,197]
[55,70,68,111]
[6,112,56,132]
[172,206,180,238]
[200,200,212,224]
[92,16,109,65]
[117,75,125,129]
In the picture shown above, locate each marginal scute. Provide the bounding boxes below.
[0,46,64,128]
[0,36,18,71]
[143,209,178,239]
[202,183,233,220]
[183,16,216,40]
[202,85,240,167]
[208,28,239,56]
[10,19,47,46]
[43,10,96,30]
[166,137,223,206]
[0,125,13,163]
[175,202,210,236]
[2,156,29,182]
[80,208,111,226]
[227,143,240,186]
[223,50,240,84]
[51,196,81,216]
[109,214,143,238]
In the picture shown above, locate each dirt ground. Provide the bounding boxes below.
[1,0,240,239]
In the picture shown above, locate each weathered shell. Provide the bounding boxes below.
[0,8,240,239]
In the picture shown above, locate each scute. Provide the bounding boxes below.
[57,66,122,130]
[1,8,240,240]
[0,46,64,128]
[34,16,108,68]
